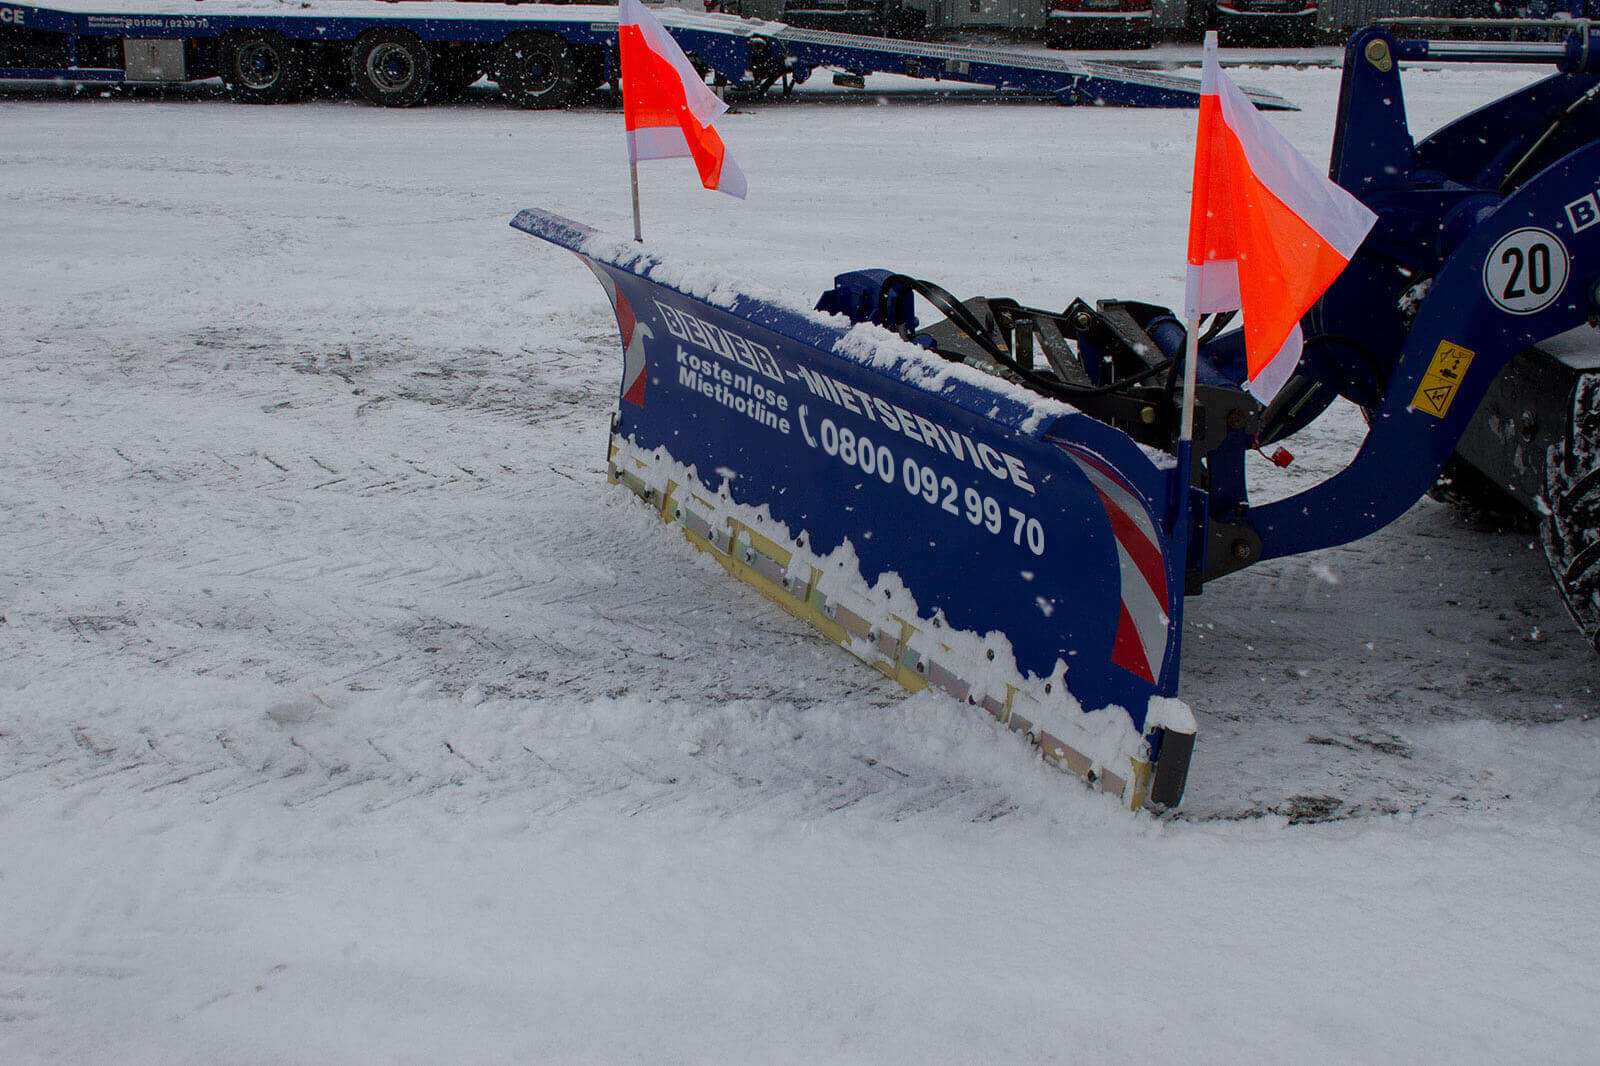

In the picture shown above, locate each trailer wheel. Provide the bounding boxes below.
[493,32,576,109]
[351,28,434,108]
[221,30,306,104]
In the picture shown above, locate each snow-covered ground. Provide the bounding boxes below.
[3,61,1599,1062]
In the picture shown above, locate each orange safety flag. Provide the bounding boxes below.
[618,0,746,198]
[1185,34,1374,403]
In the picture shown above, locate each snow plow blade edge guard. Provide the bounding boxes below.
[513,209,1196,810]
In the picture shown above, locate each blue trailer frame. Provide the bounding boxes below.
[0,0,1294,108]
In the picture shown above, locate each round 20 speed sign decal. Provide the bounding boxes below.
[1483,227,1569,315]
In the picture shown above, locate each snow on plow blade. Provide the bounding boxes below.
[512,209,1196,809]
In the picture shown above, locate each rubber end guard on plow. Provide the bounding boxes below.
[511,208,1198,810]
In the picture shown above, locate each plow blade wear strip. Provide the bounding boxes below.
[512,209,1196,810]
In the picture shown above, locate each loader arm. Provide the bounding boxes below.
[1247,139,1600,559]
[1200,27,1600,566]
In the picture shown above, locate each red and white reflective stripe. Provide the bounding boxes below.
[584,258,650,406]
[1063,447,1170,685]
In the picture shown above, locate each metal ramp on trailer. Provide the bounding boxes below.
[769,26,1297,109]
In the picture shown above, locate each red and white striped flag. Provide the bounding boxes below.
[1185,34,1374,403]
[618,0,746,198]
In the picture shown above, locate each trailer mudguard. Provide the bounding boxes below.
[513,209,1196,808]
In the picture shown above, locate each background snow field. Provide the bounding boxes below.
[3,65,1599,1062]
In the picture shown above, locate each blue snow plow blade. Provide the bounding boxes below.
[512,208,1196,809]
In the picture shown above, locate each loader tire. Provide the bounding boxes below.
[351,28,434,108]
[221,30,307,104]
[493,32,576,109]
[1543,373,1600,651]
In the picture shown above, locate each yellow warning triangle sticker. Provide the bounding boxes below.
[1411,341,1476,419]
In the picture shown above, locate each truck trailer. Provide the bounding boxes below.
[0,0,1293,107]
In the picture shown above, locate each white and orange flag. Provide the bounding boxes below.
[618,0,746,198]
[1185,34,1374,403]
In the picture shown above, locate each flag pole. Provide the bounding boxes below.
[621,0,641,243]
[630,156,643,243]
[1179,317,1198,443]
[1179,31,1216,448]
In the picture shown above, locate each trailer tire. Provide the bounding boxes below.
[493,32,576,109]
[351,28,434,108]
[221,30,307,104]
